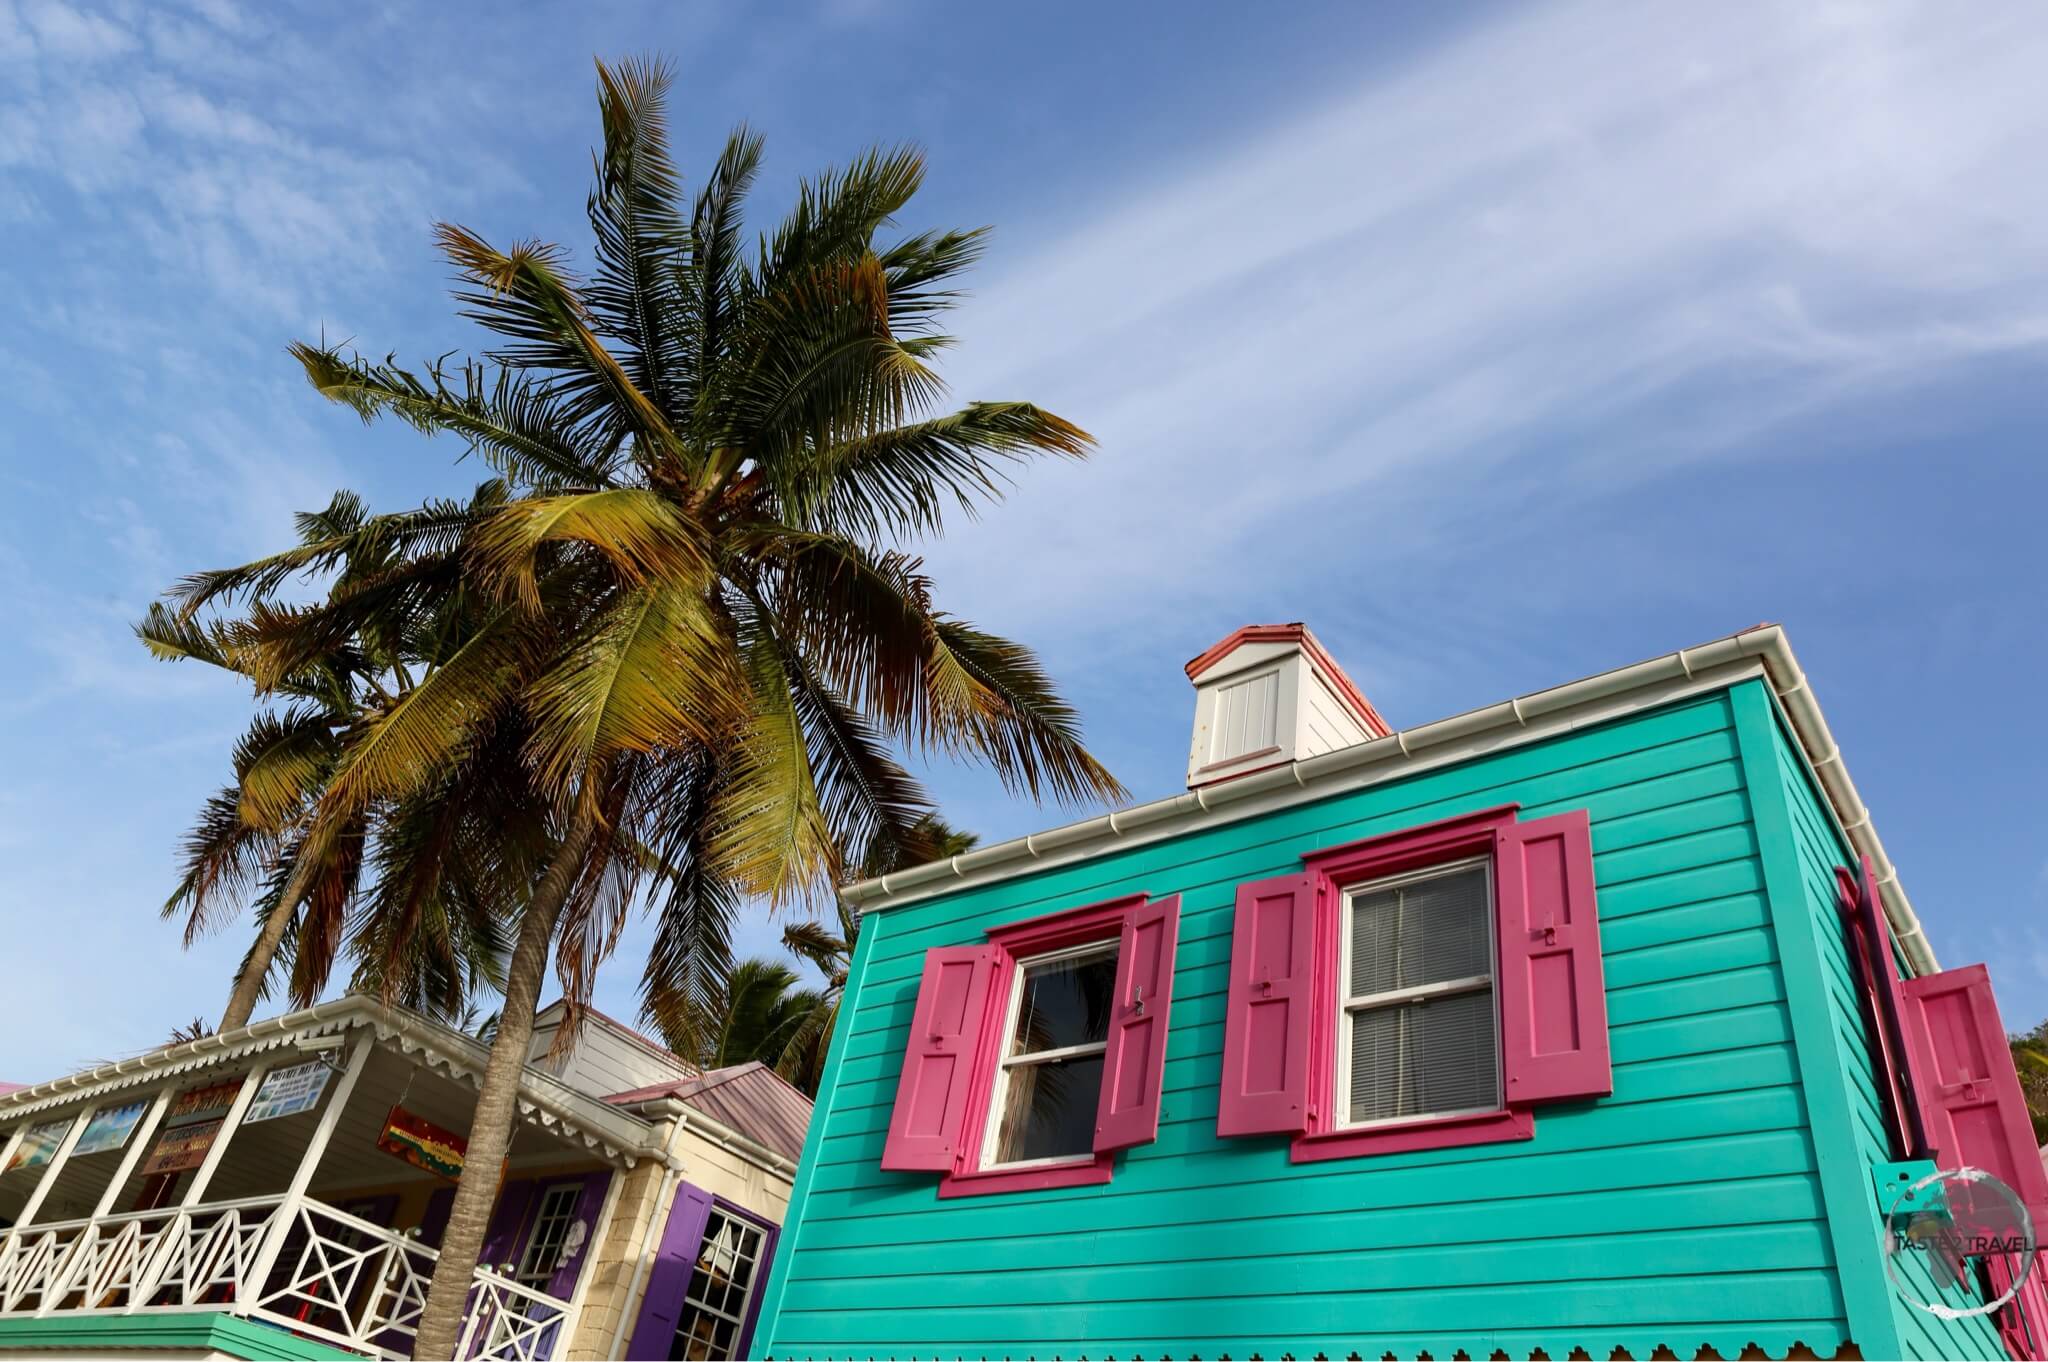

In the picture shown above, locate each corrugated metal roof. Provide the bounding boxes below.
[606,1062,813,1163]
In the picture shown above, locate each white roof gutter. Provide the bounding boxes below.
[843,625,1936,976]
[0,994,669,1165]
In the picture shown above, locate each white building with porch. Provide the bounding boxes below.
[0,995,807,1362]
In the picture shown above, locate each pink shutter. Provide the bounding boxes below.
[880,945,1002,1172]
[1217,873,1317,1138]
[1495,809,1611,1104]
[1899,963,2048,1224]
[1837,857,1939,1161]
[1094,895,1181,1153]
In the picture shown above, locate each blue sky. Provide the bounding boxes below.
[2,0,2044,1082]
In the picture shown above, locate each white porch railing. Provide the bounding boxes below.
[0,1194,571,1360]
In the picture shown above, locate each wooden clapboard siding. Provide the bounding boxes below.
[1760,693,2007,1361]
[757,683,1876,1359]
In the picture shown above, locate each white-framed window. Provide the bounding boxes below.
[1336,856,1501,1127]
[513,1183,582,1290]
[978,939,1122,1170]
[670,1207,768,1361]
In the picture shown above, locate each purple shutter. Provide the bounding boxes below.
[880,946,1003,1171]
[626,1182,714,1360]
[477,1178,535,1277]
[1900,964,2048,1226]
[418,1187,455,1248]
[1094,895,1181,1153]
[1495,809,1611,1105]
[1217,873,1317,1138]
[544,1171,612,1300]
[735,1217,780,1359]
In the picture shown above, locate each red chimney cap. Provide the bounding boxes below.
[1184,623,1390,738]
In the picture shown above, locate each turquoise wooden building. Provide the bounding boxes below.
[754,624,2048,1361]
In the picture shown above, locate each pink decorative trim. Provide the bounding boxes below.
[1291,1107,1534,1163]
[1183,623,1391,737]
[936,1153,1114,1199]
[936,892,1166,1199]
[985,893,1149,955]
[1212,802,1597,1163]
[1301,804,1519,880]
[1301,807,1520,1143]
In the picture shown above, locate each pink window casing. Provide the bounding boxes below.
[1837,856,1939,1162]
[1218,804,1612,1162]
[880,892,1183,1198]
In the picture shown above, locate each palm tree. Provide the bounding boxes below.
[140,489,532,1025]
[166,58,1122,1357]
[774,813,977,1093]
[660,957,823,1071]
[2013,1020,2048,1144]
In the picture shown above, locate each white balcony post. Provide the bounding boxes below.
[0,1126,26,1183]
[127,1065,271,1310]
[90,1087,176,1219]
[14,1104,97,1229]
[243,1034,373,1302]
[177,1065,269,1208]
[0,1124,27,1264]
[3,1105,97,1314]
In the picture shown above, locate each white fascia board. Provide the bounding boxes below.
[0,994,667,1165]
[844,626,1937,977]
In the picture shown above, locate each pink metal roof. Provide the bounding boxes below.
[606,1062,813,1163]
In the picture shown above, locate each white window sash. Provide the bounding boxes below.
[977,939,1120,1172]
[1343,972,1493,1012]
[1334,859,1502,1132]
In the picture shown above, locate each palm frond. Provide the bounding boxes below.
[922,618,1128,806]
[293,344,621,488]
[320,605,534,814]
[471,488,708,612]
[683,124,765,431]
[586,56,689,421]
[436,223,677,461]
[523,580,740,797]
[703,601,836,904]
[136,602,242,671]
[231,704,338,830]
[162,788,279,945]
[639,752,739,1058]
[794,401,1093,540]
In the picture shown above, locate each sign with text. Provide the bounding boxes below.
[244,1062,332,1125]
[140,1118,222,1176]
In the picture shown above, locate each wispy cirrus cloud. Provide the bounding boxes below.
[917,1,2048,674]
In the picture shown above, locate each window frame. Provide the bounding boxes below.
[937,893,1155,1198]
[977,938,1121,1174]
[1292,805,1536,1163]
[511,1180,584,1291]
[668,1198,777,1362]
[1333,854,1503,1133]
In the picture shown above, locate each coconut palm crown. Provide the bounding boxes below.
[160,57,1123,1357]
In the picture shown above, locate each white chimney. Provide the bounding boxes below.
[1184,624,1390,789]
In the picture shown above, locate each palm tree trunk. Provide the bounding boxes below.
[409,814,592,1360]
[217,875,304,1033]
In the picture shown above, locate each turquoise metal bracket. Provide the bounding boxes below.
[1875,1159,1948,1224]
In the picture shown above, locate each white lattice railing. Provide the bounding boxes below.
[0,1194,571,1360]
[456,1268,572,1362]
